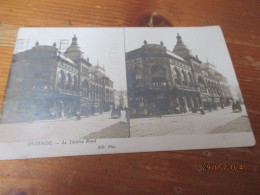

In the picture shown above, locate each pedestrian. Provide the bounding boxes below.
[200,106,205,115]
[76,111,81,120]
[208,103,212,112]
[159,107,162,118]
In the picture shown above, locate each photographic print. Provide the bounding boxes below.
[0,28,129,142]
[125,27,252,137]
[0,26,256,160]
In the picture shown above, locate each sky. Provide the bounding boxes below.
[15,26,239,90]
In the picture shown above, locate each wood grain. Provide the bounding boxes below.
[0,0,260,194]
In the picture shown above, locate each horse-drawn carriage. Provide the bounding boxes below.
[232,101,242,113]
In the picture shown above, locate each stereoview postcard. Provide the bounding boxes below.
[0,26,255,160]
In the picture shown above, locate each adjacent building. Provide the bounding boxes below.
[114,90,128,109]
[126,34,233,117]
[1,35,114,123]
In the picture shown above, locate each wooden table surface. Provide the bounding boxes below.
[0,0,259,194]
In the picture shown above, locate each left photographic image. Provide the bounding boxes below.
[0,28,129,142]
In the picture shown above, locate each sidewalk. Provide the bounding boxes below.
[146,106,230,119]
[29,112,111,123]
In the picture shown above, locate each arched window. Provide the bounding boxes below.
[174,67,181,85]
[217,83,221,94]
[95,86,98,99]
[67,73,72,90]
[98,87,102,100]
[89,84,92,99]
[95,86,99,99]
[57,70,66,90]
[135,68,142,80]
[73,75,78,91]
[210,81,214,94]
[92,85,96,99]
[205,80,208,87]
[82,80,89,97]
[214,82,218,94]
[188,72,193,87]
[134,67,143,87]
[198,76,206,93]
[94,85,98,100]
[151,65,166,87]
[182,70,188,86]
[106,89,109,101]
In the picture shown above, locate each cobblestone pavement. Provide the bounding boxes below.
[129,105,251,137]
[84,122,130,139]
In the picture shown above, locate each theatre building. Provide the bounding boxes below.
[1,35,114,123]
[126,34,233,118]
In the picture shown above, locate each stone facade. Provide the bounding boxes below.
[1,36,114,123]
[126,34,233,118]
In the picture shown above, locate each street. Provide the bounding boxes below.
[129,105,252,137]
[84,121,129,139]
[0,106,252,142]
[0,111,128,142]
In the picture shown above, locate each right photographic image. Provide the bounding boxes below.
[124,26,252,138]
